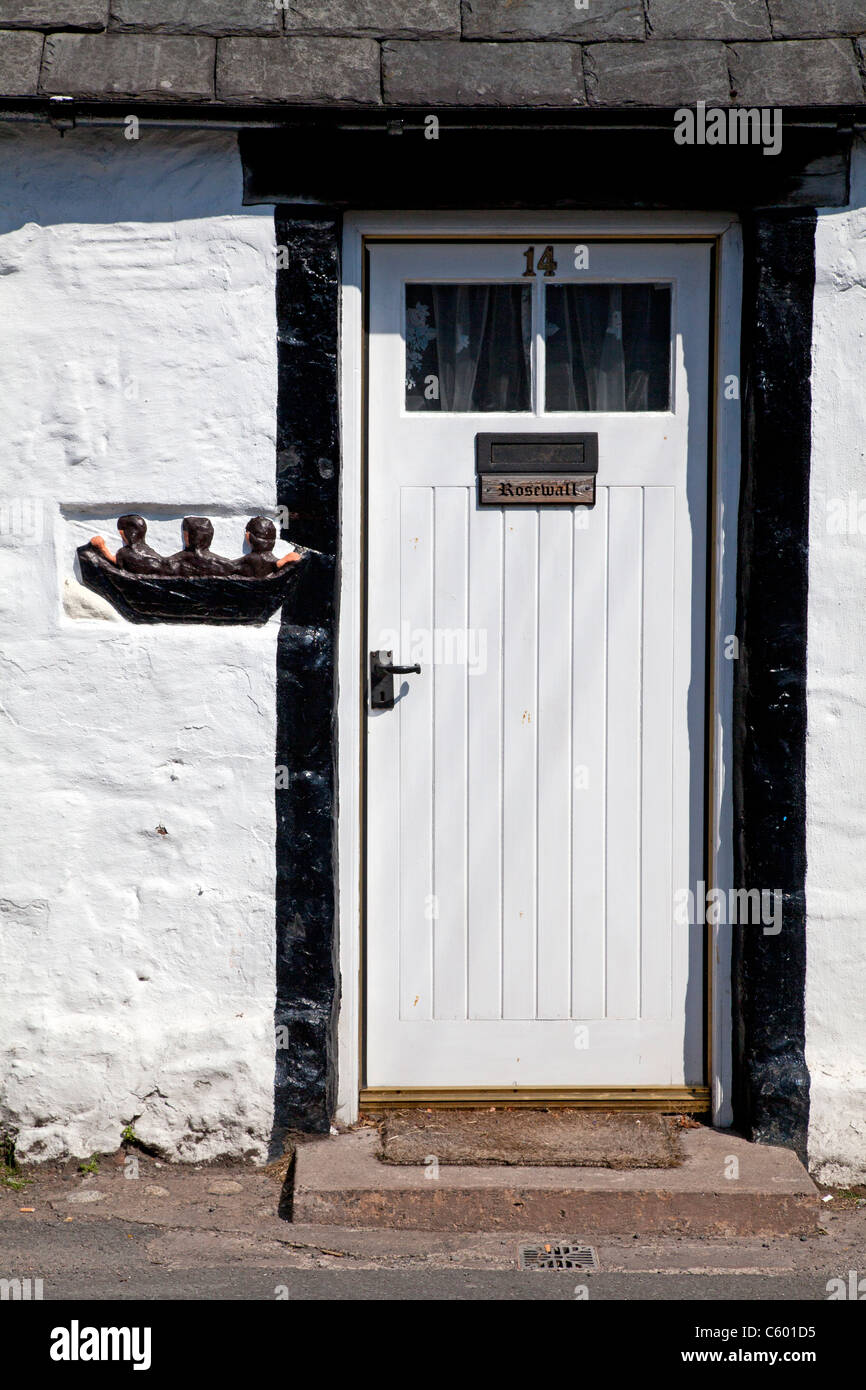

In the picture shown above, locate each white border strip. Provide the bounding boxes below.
[336,217,364,1124]
[710,219,742,1128]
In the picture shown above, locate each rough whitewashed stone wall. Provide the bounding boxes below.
[807,135,866,1184]
[0,125,280,1162]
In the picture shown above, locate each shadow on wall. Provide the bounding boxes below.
[0,125,273,235]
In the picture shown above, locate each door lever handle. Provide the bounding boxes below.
[380,661,422,676]
[370,650,421,709]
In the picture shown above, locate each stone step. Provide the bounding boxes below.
[377,1108,683,1168]
[291,1126,820,1236]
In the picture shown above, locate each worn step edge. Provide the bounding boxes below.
[292,1188,820,1236]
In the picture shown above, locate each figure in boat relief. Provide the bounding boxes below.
[88,515,301,577]
[231,516,299,577]
[166,516,233,576]
[89,513,164,574]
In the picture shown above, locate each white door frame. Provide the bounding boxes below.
[336,210,742,1128]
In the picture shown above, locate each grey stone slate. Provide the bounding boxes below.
[0,1,106,27]
[1,0,864,109]
[383,39,586,106]
[768,0,866,37]
[284,0,460,38]
[461,0,644,41]
[0,29,43,93]
[40,32,215,98]
[647,0,770,40]
[728,39,864,105]
[109,1,280,35]
[216,35,381,103]
[585,40,729,105]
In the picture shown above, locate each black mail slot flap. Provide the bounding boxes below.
[476,432,599,475]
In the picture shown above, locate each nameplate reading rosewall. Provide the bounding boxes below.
[475,432,599,508]
[478,473,595,506]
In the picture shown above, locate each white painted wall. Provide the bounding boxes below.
[807,135,866,1183]
[0,126,280,1162]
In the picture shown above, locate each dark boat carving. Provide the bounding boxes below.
[76,542,306,625]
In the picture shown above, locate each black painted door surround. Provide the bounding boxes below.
[250,122,837,1160]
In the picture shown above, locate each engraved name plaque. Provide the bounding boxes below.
[478,474,595,505]
[475,433,598,508]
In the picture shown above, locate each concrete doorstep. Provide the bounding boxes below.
[291,1125,820,1237]
[378,1109,683,1168]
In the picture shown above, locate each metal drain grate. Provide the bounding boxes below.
[519,1241,598,1271]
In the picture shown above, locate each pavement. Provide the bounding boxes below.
[1,1122,862,1302]
[1,1199,864,1300]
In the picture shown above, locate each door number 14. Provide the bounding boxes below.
[523,244,590,276]
[522,244,557,278]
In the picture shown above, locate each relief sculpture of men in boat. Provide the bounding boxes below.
[80,514,304,624]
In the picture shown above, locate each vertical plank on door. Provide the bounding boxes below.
[641,488,676,1020]
[467,504,504,1019]
[605,487,642,1019]
[571,488,608,1020]
[432,487,469,1019]
[536,509,573,1019]
[398,487,434,1020]
[502,508,539,1019]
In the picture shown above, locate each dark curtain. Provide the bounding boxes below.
[406,284,531,412]
[545,284,671,412]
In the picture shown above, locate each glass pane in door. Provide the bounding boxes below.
[405,283,532,412]
[545,283,672,412]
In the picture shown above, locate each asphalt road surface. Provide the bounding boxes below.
[2,1216,862,1300]
[11,1268,857,1299]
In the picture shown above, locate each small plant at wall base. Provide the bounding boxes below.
[78,1155,99,1175]
[118,1123,161,1159]
[1,1136,32,1190]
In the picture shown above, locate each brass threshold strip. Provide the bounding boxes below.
[360,1086,711,1112]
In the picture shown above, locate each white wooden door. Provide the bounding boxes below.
[365,238,710,1088]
